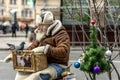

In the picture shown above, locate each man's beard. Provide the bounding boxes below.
[36,31,46,42]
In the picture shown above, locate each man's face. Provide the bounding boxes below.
[34,24,49,42]
[37,24,49,32]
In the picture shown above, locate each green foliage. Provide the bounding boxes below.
[76,9,90,23]
[86,26,98,50]
[80,25,111,74]
[62,0,90,24]
[109,0,119,6]
[83,9,90,22]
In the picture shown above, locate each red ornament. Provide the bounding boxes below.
[91,20,95,25]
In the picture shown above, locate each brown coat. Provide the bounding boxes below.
[26,20,70,66]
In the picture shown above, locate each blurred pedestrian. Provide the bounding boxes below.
[20,23,25,31]
[11,22,18,37]
[2,21,6,34]
[25,24,29,38]
[2,25,6,34]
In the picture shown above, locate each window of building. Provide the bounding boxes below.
[0,0,4,5]
[28,10,32,17]
[0,0,4,4]
[21,9,32,17]
[10,0,16,4]
[61,0,89,25]
[21,10,25,17]
[25,10,28,17]
[22,0,27,5]
[0,9,4,16]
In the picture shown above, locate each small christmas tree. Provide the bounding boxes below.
[74,20,111,80]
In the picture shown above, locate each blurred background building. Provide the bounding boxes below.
[0,0,61,25]
[0,0,120,46]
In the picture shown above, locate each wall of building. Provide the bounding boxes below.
[0,0,61,26]
[36,0,61,20]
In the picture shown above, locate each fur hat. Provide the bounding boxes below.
[36,11,54,26]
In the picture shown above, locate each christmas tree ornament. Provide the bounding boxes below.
[105,49,112,57]
[79,58,84,63]
[109,60,113,64]
[93,65,100,73]
[74,61,80,68]
[79,53,85,63]
[91,20,95,25]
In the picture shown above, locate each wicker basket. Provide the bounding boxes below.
[12,50,48,72]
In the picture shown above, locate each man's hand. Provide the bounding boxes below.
[32,46,45,53]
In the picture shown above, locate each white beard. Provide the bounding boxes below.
[36,31,46,42]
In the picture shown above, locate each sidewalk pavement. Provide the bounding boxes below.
[0,31,32,50]
[0,32,82,80]
[0,31,26,37]
[1,32,119,80]
[0,31,82,50]
[0,31,81,50]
